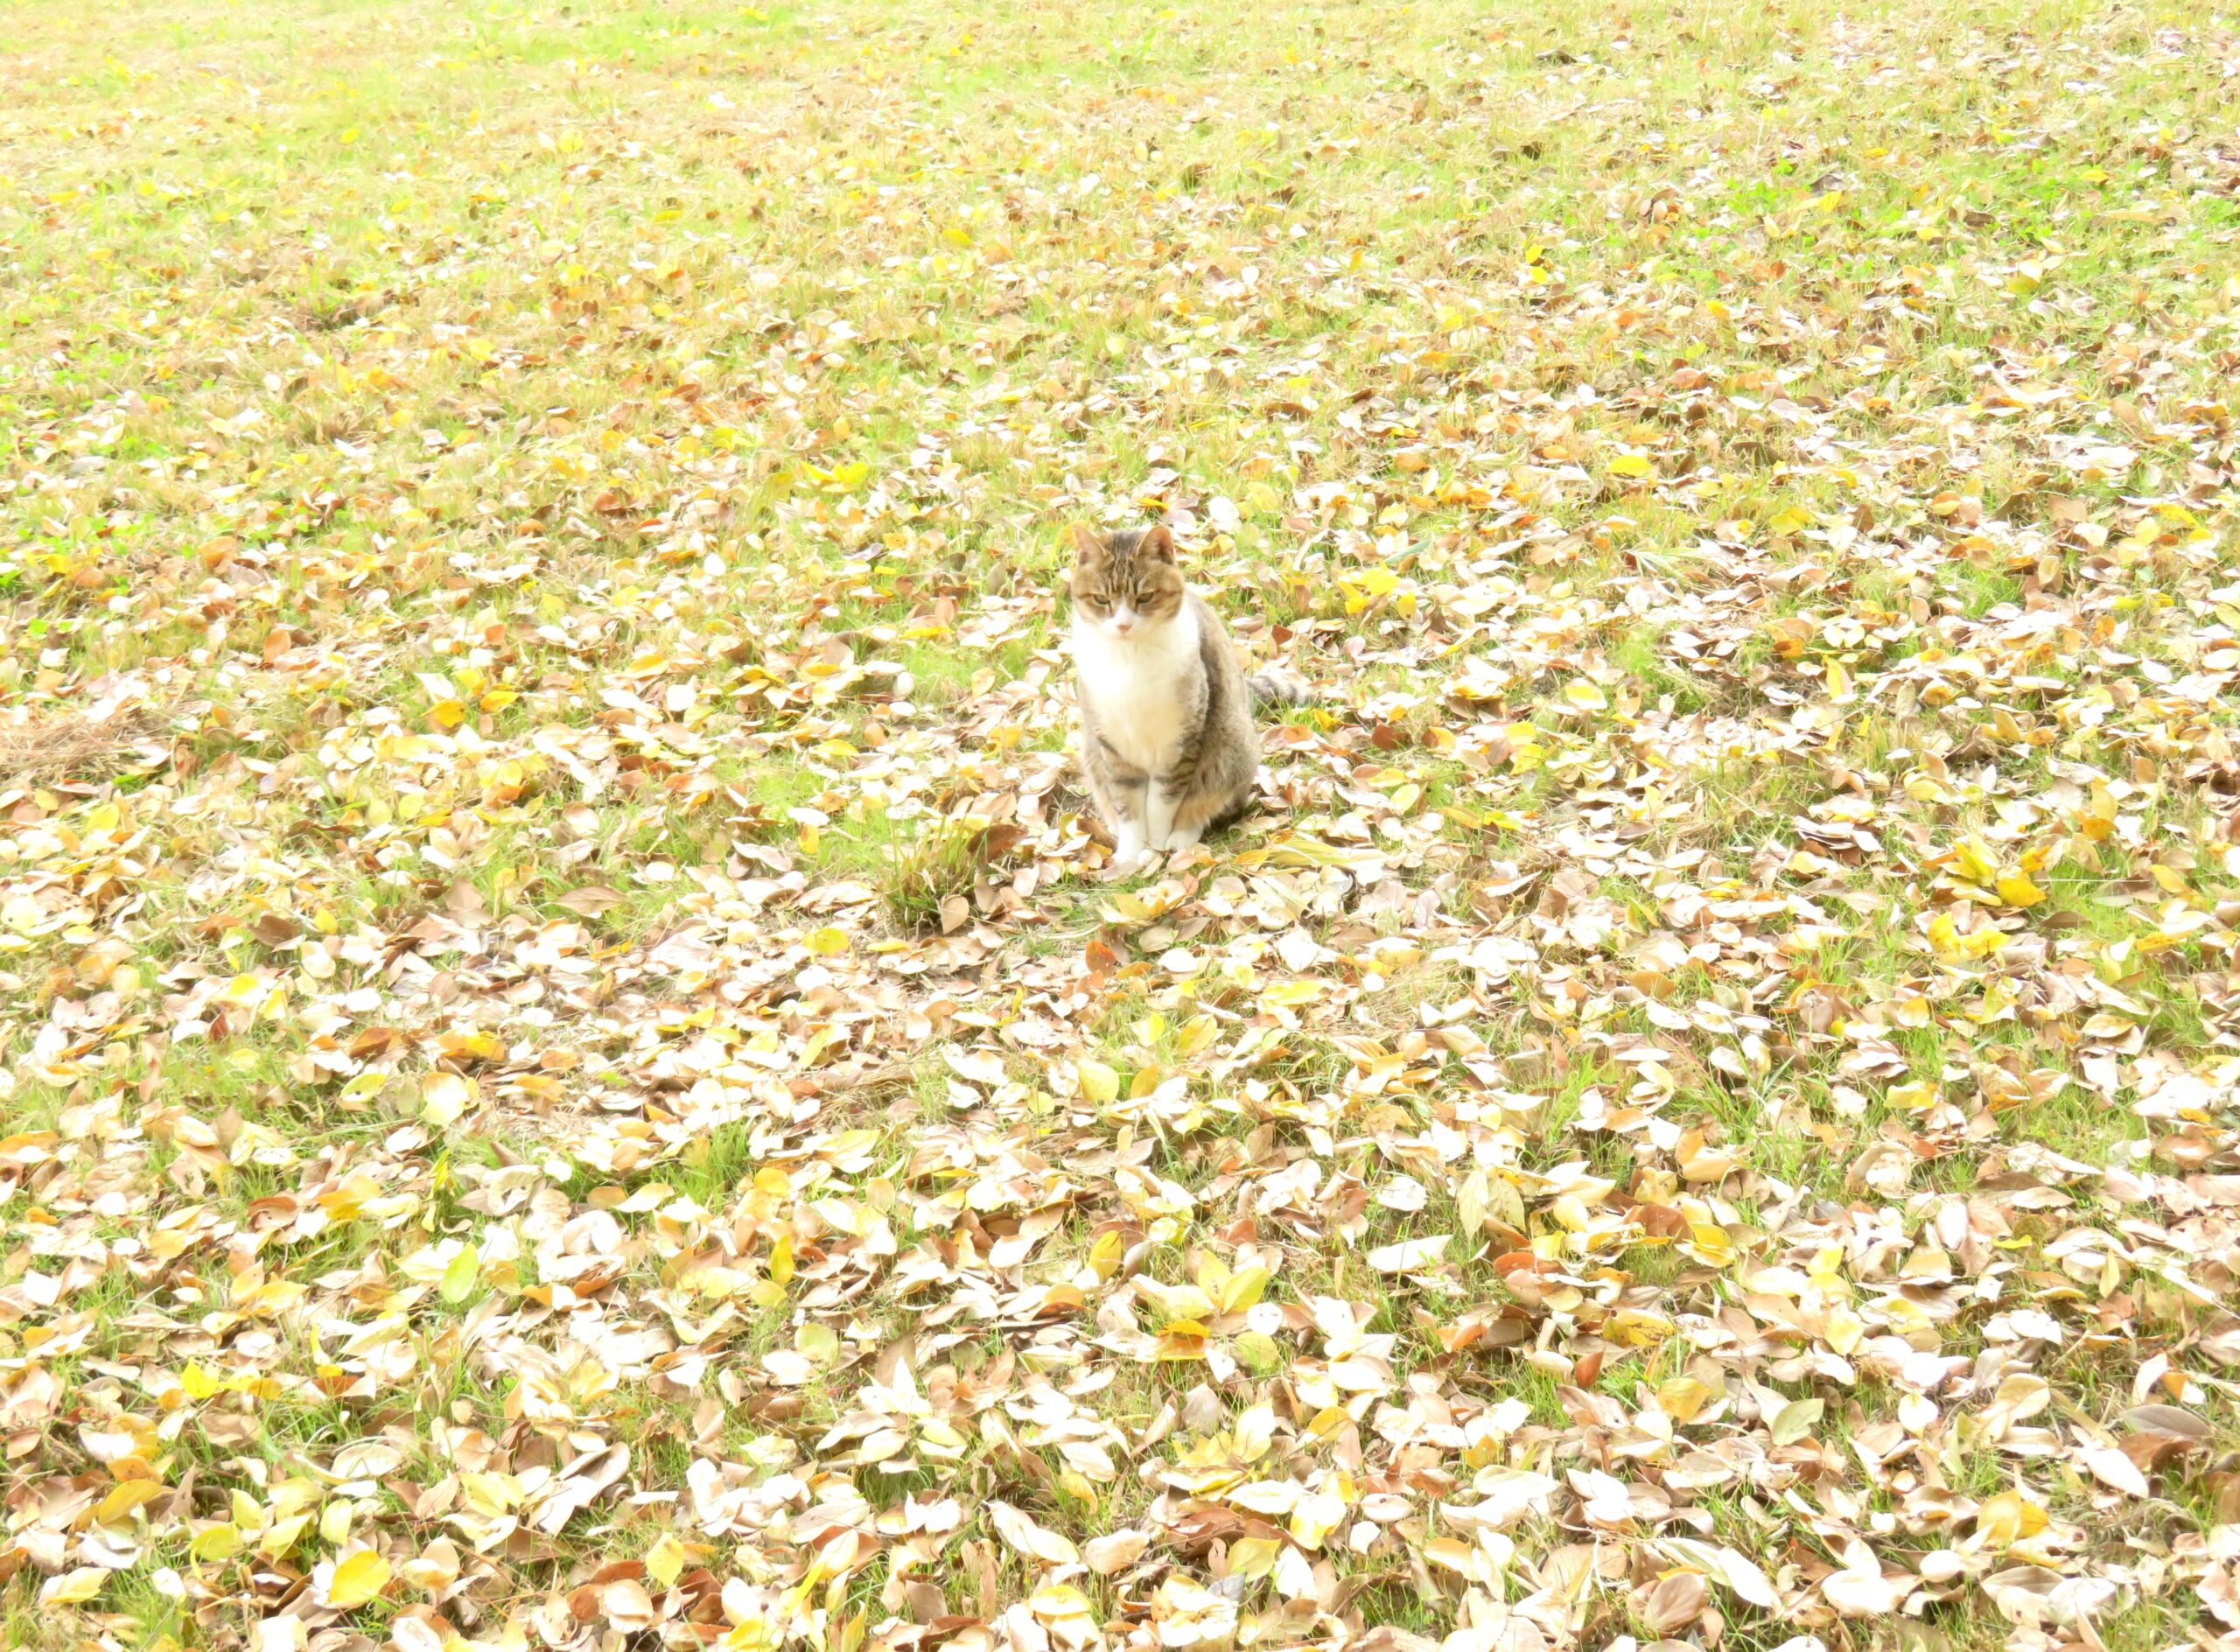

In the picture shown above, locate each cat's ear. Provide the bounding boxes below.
[1140,524,1176,563]
[1069,523,1104,560]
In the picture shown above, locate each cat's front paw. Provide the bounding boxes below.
[1110,830,1151,871]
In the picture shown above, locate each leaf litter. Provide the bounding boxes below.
[2,3,2240,1651]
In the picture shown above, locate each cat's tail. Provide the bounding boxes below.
[1248,668,1313,713]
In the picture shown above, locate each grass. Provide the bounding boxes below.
[878,814,985,934]
[4,0,2239,1648]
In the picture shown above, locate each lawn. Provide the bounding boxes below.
[2,1,2238,1648]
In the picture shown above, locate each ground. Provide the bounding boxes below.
[2,1,2238,1649]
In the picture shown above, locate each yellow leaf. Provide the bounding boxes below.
[1656,1377,1712,1423]
[1824,1302,1866,1354]
[421,1072,477,1128]
[802,926,850,957]
[1175,1014,1220,1057]
[95,1480,165,1524]
[768,1232,794,1287]
[1225,1536,1283,1578]
[1029,1583,1096,1622]
[263,1511,312,1559]
[1886,1081,1939,1112]
[326,1548,391,1610]
[1995,873,2046,908]
[190,1523,244,1561]
[1978,1489,2048,1547]
[647,1532,689,1589]
[439,1243,480,1306]
[318,1173,381,1221]
[1564,679,1608,712]
[1608,453,1653,478]
[438,1029,503,1063]
[1075,1060,1119,1104]
[1215,1264,1270,1315]
[1928,914,2006,962]
[1952,835,2001,886]
[1424,1536,1476,1575]
[40,1567,106,1606]
[1289,1490,1346,1550]
[1684,1222,1737,1267]
[1087,1229,1126,1282]
[1605,1308,1676,1348]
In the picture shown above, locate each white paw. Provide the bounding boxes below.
[1113,829,1149,866]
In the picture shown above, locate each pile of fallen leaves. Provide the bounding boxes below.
[3,2,2239,1651]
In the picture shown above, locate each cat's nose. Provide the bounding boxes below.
[1111,613,1135,634]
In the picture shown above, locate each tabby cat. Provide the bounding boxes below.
[1068,523,1307,867]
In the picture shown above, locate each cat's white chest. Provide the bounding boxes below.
[1073,608,1200,773]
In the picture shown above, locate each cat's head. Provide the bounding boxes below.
[1068,524,1185,638]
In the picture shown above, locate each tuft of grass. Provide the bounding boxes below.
[879,815,988,934]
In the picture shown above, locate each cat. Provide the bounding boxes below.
[1068,522,1307,868]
